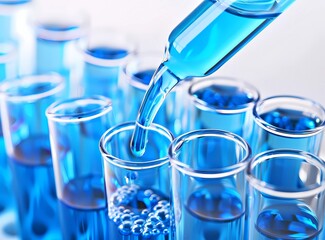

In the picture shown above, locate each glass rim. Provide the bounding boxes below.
[188,76,260,114]
[222,0,292,17]
[79,28,137,67]
[46,95,113,123]
[100,121,174,170]
[31,10,89,41]
[253,95,325,137]
[121,51,161,90]
[246,149,325,198]
[0,73,64,102]
[169,129,252,178]
[0,42,16,62]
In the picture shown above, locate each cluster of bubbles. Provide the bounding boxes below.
[194,85,254,109]
[260,109,320,131]
[109,184,171,238]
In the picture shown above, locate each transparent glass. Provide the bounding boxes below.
[246,149,325,239]
[32,9,88,98]
[0,0,33,75]
[0,42,18,240]
[46,95,116,239]
[169,129,251,240]
[0,73,64,240]
[80,29,136,123]
[251,95,325,155]
[187,76,260,144]
[100,122,173,240]
[122,52,190,135]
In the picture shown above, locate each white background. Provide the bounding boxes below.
[33,0,325,104]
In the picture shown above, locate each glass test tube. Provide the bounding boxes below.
[0,42,18,240]
[33,10,88,98]
[251,95,325,155]
[187,76,260,144]
[0,0,33,75]
[80,29,136,123]
[122,52,191,136]
[99,122,173,240]
[0,73,64,240]
[169,129,251,240]
[46,96,116,240]
[246,149,325,239]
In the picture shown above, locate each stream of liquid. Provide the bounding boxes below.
[130,0,295,156]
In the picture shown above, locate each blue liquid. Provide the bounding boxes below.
[108,184,171,239]
[36,23,83,98]
[260,109,322,131]
[0,134,13,214]
[133,69,155,86]
[86,46,129,60]
[58,175,108,240]
[131,0,294,156]
[193,85,255,109]
[180,186,244,240]
[255,204,320,239]
[9,135,61,240]
[252,108,324,155]
[83,46,130,122]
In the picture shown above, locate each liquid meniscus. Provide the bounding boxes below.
[86,47,129,60]
[256,203,320,239]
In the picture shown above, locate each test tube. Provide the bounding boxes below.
[99,122,173,240]
[33,10,88,98]
[80,29,136,123]
[46,96,115,240]
[0,73,64,240]
[169,129,251,240]
[0,42,18,240]
[187,77,260,143]
[251,95,325,155]
[246,149,325,239]
[0,0,33,75]
[122,52,190,135]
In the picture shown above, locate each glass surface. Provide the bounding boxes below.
[169,129,251,240]
[33,10,87,98]
[0,73,64,240]
[47,96,115,239]
[100,122,173,240]
[251,95,325,155]
[187,76,259,144]
[246,149,325,239]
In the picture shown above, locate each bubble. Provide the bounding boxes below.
[121,214,132,222]
[118,221,132,236]
[144,222,154,230]
[131,224,143,236]
[163,228,170,235]
[134,219,145,226]
[156,209,168,221]
[155,222,165,230]
[151,228,160,236]
[123,209,131,215]
[144,189,153,197]
[142,229,151,239]
[149,194,160,203]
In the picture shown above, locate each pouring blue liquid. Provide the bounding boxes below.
[130,0,295,156]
